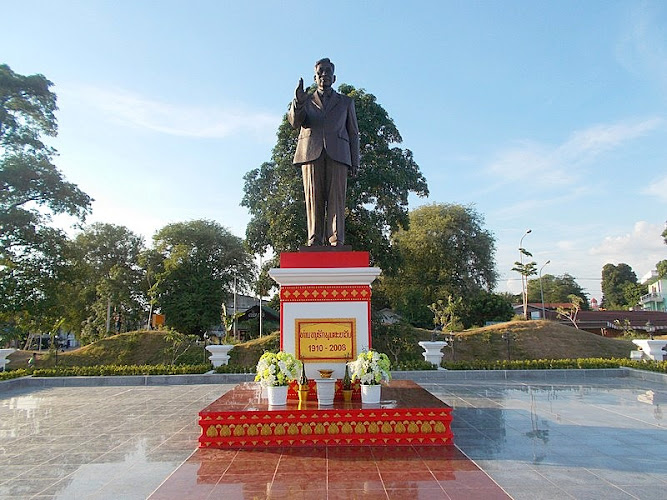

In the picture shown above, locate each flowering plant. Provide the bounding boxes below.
[255,351,302,387]
[348,350,391,386]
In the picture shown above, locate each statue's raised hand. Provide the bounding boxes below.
[295,78,307,104]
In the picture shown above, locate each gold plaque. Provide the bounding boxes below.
[296,318,356,362]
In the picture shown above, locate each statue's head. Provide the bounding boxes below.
[314,58,336,91]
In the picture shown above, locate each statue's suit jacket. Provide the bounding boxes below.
[288,90,360,169]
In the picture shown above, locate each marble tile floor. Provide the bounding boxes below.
[149,445,509,500]
[1,375,667,499]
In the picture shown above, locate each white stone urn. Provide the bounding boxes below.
[632,340,667,361]
[0,348,16,371]
[315,378,336,406]
[205,344,234,367]
[418,341,447,366]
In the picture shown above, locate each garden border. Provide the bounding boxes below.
[2,367,666,393]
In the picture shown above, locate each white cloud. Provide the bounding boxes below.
[589,221,666,277]
[61,85,281,141]
[643,174,667,202]
[486,118,664,188]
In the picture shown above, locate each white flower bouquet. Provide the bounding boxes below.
[255,351,301,387]
[348,350,391,386]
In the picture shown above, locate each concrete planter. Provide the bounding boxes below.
[418,341,447,366]
[205,344,234,367]
[0,349,16,371]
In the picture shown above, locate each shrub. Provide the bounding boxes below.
[214,364,255,374]
[442,358,667,373]
[31,364,210,377]
[393,360,438,371]
[0,369,30,381]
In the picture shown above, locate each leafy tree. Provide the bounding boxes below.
[601,263,637,309]
[428,296,464,332]
[67,223,146,343]
[464,291,514,328]
[556,294,584,329]
[663,224,666,245]
[656,259,667,279]
[0,64,91,335]
[152,220,255,336]
[371,321,421,365]
[512,248,537,319]
[242,84,428,274]
[381,203,498,327]
[526,273,589,309]
[622,282,645,309]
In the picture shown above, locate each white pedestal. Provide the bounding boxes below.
[205,344,234,367]
[315,378,336,406]
[418,341,447,366]
[0,349,15,371]
[632,340,667,361]
[270,260,381,381]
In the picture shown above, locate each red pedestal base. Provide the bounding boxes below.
[198,380,453,448]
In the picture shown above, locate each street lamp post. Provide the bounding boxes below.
[443,333,461,361]
[520,229,532,320]
[501,332,514,361]
[539,260,551,320]
[646,321,656,340]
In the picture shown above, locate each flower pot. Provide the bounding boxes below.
[361,384,381,404]
[315,378,336,406]
[267,385,288,406]
[342,389,353,403]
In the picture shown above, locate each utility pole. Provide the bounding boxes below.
[233,276,237,341]
[520,229,532,320]
[258,255,263,338]
[539,260,551,320]
[106,296,111,333]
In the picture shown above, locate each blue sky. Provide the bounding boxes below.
[3,0,666,301]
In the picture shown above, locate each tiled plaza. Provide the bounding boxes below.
[1,370,667,499]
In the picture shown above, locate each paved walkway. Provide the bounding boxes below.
[1,372,666,499]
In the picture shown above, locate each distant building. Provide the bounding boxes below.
[376,308,402,325]
[639,270,666,312]
[224,294,261,314]
[511,302,667,336]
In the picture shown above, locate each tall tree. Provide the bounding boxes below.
[0,64,91,334]
[242,84,428,274]
[152,220,255,336]
[657,259,667,279]
[465,291,514,328]
[527,273,589,309]
[601,263,638,309]
[66,223,145,343]
[381,203,498,327]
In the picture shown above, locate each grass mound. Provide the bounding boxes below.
[5,320,636,370]
[432,320,634,362]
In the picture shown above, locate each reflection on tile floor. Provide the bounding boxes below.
[149,445,510,499]
[2,374,667,499]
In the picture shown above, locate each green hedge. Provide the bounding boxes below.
[214,364,255,374]
[0,369,31,381]
[31,364,210,377]
[393,360,438,371]
[442,358,667,373]
[4,358,667,380]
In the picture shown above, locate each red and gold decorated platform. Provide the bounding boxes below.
[198,380,453,449]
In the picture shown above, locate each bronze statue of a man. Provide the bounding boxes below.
[288,58,360,247]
